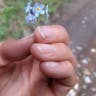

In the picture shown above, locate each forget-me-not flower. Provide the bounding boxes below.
[32,3,45,17]
[25,13,37,24]
[25,0,49,24]
[25,1,32,13]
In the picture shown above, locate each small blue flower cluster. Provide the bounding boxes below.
[25,0,49,24]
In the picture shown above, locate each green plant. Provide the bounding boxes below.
[0,0,71,41]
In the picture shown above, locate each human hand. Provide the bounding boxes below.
[0,25,79,96]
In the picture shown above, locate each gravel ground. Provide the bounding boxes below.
[51,0,96,95]
[61,0,96,96]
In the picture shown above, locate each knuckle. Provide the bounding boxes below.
[54,25,69,39]
[72,76,79,87]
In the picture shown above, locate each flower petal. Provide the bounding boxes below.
[25,13,37,24]
[25,5,30,13]
[40,4,45,9]
[32,7,36,13]
[40,10,45,15]
[34,3,39,7]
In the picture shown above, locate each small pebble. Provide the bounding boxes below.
[81,58,89,65]
[84,76,92,84]
[82,85,87,89]
[76,46,83,51]
[84,16,88,20]
[74,83,79,91]
[91,88,96,92]
[81,20,86,24]
[90,48,96,53]
[83,69,91,75]
[67,89,77,96]
[93,72,96,78]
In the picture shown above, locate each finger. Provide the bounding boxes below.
[40,61,79,87]
[34,25,69,45]
[31,43,76,65]
[40,61,79,96]
[0,35,34,66]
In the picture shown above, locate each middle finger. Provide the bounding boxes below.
[31,43,76,65]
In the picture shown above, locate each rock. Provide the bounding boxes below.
[90,48,96,53]
[93,71,96,78]
[83,69,91,75]
[74,83,79,91]
[76,46,83,51]
[84,16,88,21]
[82,85,87,89]
[81,58,89,65]
[91,87,96,92]
[83,76,92,84]
[67,89,77,96]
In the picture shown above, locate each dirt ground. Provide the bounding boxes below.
[52,0,96,96]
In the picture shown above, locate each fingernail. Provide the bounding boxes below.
[45,62,58,68]
[38,26,53,39]
[36,44,53,53]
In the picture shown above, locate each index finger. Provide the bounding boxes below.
[34,25,69,45]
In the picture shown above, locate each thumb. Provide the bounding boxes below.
[0,34,34,66]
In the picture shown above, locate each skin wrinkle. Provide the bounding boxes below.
[21,58,33,95]
[0,65,16,93]
[1,64,28,96]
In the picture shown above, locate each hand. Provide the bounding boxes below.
[0,25,79,96]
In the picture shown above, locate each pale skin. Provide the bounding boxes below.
[0,25,79,96]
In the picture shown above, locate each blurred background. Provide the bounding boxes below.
[0,0,96,96]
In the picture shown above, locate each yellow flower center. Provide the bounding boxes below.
[36,7,41,12]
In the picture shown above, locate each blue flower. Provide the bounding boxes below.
[25,13,37,24]
[24,0,49,24]
[25,0,32,13]
[25,5,31,13]
[32,3,45,17]
[45,5,49,19]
